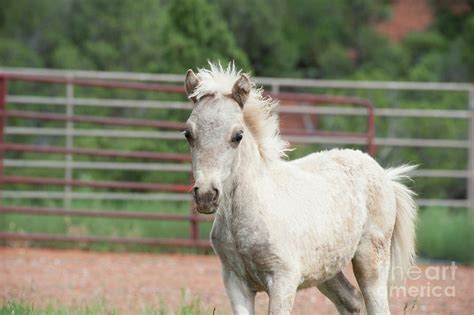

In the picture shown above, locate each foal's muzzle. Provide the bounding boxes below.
[192,185,220,214]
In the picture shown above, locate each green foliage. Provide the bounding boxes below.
[429,0,474,38]
[428,0,474,81]
[417,207,474,263]
[165,0,250,72]
[285,0,391,78]
[0,0,470,80]
[0,38,43,67]
[403,31,446,61]
[460,15,474,80]
[0,0,249,72]
[215,0,296,76]
[319,43,354,78]
[356,28,409,78]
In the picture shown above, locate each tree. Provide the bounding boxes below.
[165,0,250,73]
[215,0,297,76]
[0,0,69,68]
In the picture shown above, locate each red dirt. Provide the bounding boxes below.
[375,0,433,42]
[1,247,473,314]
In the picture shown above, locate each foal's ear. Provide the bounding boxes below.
[231,74,251,108]
[184,69,200,103]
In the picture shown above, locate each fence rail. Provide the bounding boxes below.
[2,191,190,201]
[0,68,379,248]
[0,205,212,222]
[0,232,211,248]
[0,68,472,249]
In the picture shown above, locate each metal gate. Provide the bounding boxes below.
[0,70,375,248]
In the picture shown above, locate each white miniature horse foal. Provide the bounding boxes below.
[183,64,417,315]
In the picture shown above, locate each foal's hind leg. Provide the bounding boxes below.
[352,233,392,315]
[317,272,362,314]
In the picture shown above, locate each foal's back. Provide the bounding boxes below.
[290,148,397,230]
[291,148,385,178]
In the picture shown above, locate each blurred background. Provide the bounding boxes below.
[0,0,473,306]
[1,0,473,313]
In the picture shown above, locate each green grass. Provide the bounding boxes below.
[0,302,115,315]
[0,298,215,315]
[416,207,474,264]
[0,199,212,253]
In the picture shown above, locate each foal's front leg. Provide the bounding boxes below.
[222,267,256,315]
[268,274,299,315]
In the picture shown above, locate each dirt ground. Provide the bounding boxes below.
[1,247,473,314]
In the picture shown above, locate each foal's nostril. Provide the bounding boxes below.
[193,186,199,196]
[212,188,219,202]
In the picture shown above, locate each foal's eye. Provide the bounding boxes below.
[231,130,243,143]
[184,130,193,142]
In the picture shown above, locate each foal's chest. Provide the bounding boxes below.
[210,214,277,291]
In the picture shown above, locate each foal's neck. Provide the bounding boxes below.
[237,130,267,181]
[220,131,269,212]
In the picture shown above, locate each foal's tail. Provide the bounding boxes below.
[386,165,418,285]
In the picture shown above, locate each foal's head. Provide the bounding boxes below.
[184,69,251,214]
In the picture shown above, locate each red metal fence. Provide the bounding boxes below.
[0,72,375,248]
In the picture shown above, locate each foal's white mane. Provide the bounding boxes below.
[190,62,290,161]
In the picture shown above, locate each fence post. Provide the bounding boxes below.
[469,88,474,214]
[190,204,199,243]
[64,77,74,209]
[271,82,280,95]
[189,174,199,244]
[0,77,6,203]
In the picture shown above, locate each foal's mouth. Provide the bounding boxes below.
[195,203,218,214]
[192,188,220,214]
